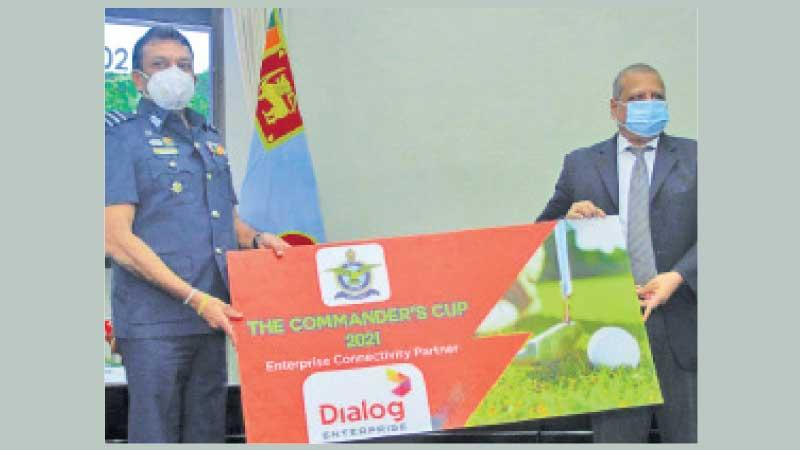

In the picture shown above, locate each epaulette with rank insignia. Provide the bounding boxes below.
[105,110,135,129]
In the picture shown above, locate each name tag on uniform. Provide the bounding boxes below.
[152,146,179,155]
[148,138,164,146]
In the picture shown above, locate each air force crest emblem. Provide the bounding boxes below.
[328,248,381,300]
[316,244,391,307]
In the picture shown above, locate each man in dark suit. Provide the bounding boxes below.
[537,63,696,442]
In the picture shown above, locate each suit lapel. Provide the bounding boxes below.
[593,135,620,211]
[650,134,678,203]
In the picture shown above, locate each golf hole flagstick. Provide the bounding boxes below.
[516,219,574,359]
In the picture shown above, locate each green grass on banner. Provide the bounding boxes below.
[467,274,662,426]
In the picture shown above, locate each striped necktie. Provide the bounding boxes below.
[626,145,658,285]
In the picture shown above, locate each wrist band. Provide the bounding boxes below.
[197,295,210,315]
[252,232,263,249]
[183,288,198,305]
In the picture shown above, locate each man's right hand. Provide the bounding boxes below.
[189,293,244,345]
[566,200,606,219]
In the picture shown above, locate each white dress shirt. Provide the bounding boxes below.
[617,133,659,237]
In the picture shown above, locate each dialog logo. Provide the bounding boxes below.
[386,368,411,396]
[316,244,391,307]
[303,364,432,443]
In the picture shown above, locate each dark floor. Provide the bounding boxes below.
[105,384,660,443]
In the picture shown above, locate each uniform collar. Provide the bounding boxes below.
[136,97,206,132]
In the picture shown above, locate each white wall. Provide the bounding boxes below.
[225,8,697,242]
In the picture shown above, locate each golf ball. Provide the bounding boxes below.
[587,326,641,368]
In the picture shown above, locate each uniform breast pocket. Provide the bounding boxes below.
[147,157,201,205]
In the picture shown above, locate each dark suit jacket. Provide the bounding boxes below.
[537,133,697,371]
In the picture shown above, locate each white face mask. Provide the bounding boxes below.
[139,66,195,111]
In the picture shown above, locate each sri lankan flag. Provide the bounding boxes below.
[238,8,326,245]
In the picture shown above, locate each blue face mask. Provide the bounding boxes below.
[621,100,669,137]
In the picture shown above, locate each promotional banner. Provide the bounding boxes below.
[228,216,662,443]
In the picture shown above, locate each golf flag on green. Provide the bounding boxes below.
[238,8,326,245]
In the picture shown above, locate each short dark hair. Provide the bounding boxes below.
[131,25,194,72]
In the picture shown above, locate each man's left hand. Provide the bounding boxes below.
[255,232,291,257]
[637,271,684,322]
